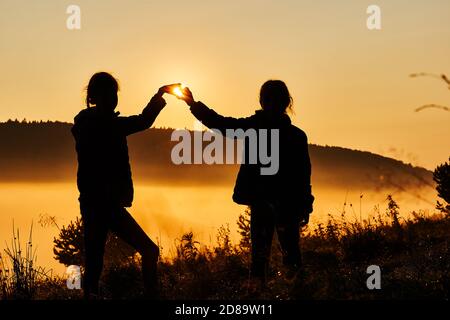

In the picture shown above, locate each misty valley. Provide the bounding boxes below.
[0,121,437,275]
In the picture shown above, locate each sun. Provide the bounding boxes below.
[173,86,183,97]
[173,83,186,98]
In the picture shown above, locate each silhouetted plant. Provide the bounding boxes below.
[53,217,84,267]
[27,196,450,300]
[387,195,402,236]
[236,207,251,252]
[410,73,450,112]
[0,223,50,299]
[53,217,136,268]
[101,261,143,299]
[176,232,200,262]
[215,224,232,256]
[433,157,450,214]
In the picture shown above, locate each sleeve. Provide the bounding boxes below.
[299,132,314,213]
[116,98,165,136]
[189,101,256,135]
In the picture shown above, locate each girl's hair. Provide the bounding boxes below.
[259,80,293,114]
[86,72,119,108]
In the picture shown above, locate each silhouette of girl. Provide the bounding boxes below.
[72,72,175,298]
[177,80,314,286]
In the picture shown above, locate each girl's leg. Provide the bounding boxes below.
[110,207,160,297]
[276,214,302,271]
[81,204,110,299]
[250,202,276,283]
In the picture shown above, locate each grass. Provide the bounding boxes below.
[1,196,449,300]
[0,223,52,299]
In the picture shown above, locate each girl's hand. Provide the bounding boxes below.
[180,87,195,106]
[299,213,310,227]
[157,83,182,97]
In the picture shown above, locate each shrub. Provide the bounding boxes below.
[53,217,137,269]
[434,157,450,214]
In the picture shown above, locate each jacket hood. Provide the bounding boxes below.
[74,107,119,123]
[254,110,292,128]
[74,108,91,123]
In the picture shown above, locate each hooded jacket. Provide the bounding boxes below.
[72,102,163,207]
[190,102,314,216]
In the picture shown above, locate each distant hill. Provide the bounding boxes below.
[0,121,434,191]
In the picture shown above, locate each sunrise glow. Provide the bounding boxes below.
[173,86,183,97]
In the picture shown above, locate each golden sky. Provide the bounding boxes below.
[0,0,449,169]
